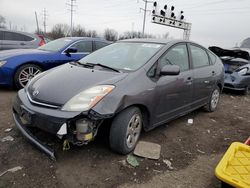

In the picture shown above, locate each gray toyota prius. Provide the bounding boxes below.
[13,39,224,159]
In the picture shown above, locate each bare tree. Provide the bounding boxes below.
[86,30,98,37]
[72,25,86,37]
[47,24,70,39]
[104,28,118,41]
[119,31,155,40]
[0,15,6,28]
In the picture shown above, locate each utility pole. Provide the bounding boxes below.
[67,0,76,37]
[140,0,153,36]
[42,8,48,33]
[35,11,40,34]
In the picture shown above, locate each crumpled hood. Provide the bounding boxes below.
[209,46,250,60]
[27,63,128,106]
[0,49,49,60]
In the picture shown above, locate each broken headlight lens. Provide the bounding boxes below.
[61,85,115,112]
[238,68,248,76]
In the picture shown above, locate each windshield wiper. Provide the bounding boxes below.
[81,62,121,73]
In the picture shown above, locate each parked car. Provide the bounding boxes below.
[0,29,49,50]
[0,37,111,88]
[13,39,224,159]
[209,46,250,95]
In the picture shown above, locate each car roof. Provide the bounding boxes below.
[62,37,111,43]
[119,38,189,45]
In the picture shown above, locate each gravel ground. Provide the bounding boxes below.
[0,88,249,188]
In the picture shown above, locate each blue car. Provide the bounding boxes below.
[0,37,111,89]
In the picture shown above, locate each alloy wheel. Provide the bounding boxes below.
[18,66,41,87]
[126,114,142,148]
[211,89,220,109]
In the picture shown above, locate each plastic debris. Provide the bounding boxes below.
[197,149,206,154]
[63,139,70,151]
[4,128,12,133]
[1,136,14,142]
[0,166,23,177]
[163,159,174,170]
[187,119,193,124]
[126,154,139,167]
[133,141,161,160]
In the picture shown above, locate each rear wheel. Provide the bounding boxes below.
[14,64,42,89]
[109,107,142,154]
[204,86,220,112]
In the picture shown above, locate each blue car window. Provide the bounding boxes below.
[71,41,92,53]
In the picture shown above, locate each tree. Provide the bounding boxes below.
[104,28,118,41]
[86,30,98,37]
[47,24,70,39]
[72,25,86,37]
[0,15,6,28]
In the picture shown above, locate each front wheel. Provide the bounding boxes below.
[14,64,42,89]
[204,86,221,112]
[109,107,142,154]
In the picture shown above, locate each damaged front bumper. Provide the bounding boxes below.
[12,89,111,160]
[224,73,249,91]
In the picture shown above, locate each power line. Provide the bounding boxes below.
[140,0,153,36]
[66,0,77,37]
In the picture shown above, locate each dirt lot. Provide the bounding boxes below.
[0,88,249,188]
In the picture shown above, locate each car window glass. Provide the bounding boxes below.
[208,51,216,64]
[95,41,108,50]
[71,41,92,53]
[0,31,3,40]
[79,42,163,71]
[3,31,33,41]
[159,44,189,72]
[38,38,72,52]
[190,45,210,68]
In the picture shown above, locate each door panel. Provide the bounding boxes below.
[153,44,193,125]
[189,44,215,107]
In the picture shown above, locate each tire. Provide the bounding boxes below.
[14,64,42,89]
[243,86,250,95]
[204,86,221,112]
[109,107,142,154]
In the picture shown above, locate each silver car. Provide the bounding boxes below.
[0,29,48,50]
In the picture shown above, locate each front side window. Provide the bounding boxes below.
[79,42,163,71]
[159,44,189,72]
[190,45,210,68]
[70,41,92,53]
[3,31,33,41]
[95,41,109,50]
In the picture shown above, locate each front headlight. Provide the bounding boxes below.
[61,85,115,112]
[0,60,7,67]
[238,68,248,76]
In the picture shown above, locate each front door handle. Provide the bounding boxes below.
[185,77,193,85]
[212,71,216,76]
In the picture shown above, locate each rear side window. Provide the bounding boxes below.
[190,45,210,68]
[159,44,189,72]
[71,41,92,53]
[95,41,109,50]
[3,31,34,41]
[208,51,216,64]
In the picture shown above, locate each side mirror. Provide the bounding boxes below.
[65,47,77,54]
[160,65,180,76]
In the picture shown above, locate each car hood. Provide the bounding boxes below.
[209,46,250,60]
[0,49,50,60]
[27,63,128,106]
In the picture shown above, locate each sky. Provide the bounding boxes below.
[1,0,250,48]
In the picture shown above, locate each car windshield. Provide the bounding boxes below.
[78,42,163,71]
[38,38,72,52]
[240,38,250,48]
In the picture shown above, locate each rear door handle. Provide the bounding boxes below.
[212,71,216,76]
